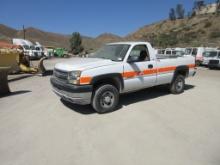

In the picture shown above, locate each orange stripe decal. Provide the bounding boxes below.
[158,66,176,73]
[80,64,196,83]
[122,71,138,78]
[123,69,157,78]
[122,64,196,79]
[143,69,157,75]
[188,64,196,68]
[80,77,92,84]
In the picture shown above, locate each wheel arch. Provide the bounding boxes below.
[172,65,189,82]
[91,73,124,92]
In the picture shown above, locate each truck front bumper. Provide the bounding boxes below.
[208,63,220,68]
[208,60,220,68]
[50,77,93,105]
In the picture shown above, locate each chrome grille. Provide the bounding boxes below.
[209,60,219,65]
[54,69,68,81]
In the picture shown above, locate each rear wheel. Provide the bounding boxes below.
[92,84,119,113]
[170,75,185,94]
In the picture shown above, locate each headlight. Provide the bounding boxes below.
[68,71,81,84]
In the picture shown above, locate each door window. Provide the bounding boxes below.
[192,48,198,56]
[166,51,171,55]
[128,45,150,62]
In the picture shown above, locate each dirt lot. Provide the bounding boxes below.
[1,59,220,165]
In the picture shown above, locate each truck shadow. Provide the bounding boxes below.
[119,84,194,107]
[8,74,34,82]
[61,99,95,114]
[62,84,195,115]
[41,70,53,76]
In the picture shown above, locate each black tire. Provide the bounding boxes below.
[92,84,119,113]
[170,75,185,94]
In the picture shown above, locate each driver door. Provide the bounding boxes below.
[123,44,157,92]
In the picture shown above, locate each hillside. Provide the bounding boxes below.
[126,14,220,47]
[0,25,123,51]
[1,14,220,50]
[95,33,123,43]
[0,25,103,51]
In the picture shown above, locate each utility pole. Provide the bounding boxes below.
[23,25,26,40]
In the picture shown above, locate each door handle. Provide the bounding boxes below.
[148,64,153,69]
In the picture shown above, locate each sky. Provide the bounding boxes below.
[0,0,215,37]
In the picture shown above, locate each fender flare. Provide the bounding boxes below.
[172,65,189,82]
[91,73,124,91]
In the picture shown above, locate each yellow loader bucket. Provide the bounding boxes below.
[19,64,38,73]
[0,49,20,73]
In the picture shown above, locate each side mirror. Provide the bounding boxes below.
[127,56,139,63]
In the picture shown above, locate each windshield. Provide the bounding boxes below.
[23,45,30,50]
[203,51,218,58]
[166,51,171,55]
[91,44,130,61]
[173,50,185,56]
[185,48,192,55]
[30,46,36,50]
[192,48,198,56]
[158,49,165,54]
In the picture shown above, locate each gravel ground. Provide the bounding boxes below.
[0,59,220,165]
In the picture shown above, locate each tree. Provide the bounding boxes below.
[176,4,185,19]
[216,0,220,14]
[193,0,204,10]
[187,11,192,18]
[69,32,84,54]
[169,8,176,21]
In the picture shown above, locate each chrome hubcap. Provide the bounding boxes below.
[100,91,114,108]
[176,80,183,91]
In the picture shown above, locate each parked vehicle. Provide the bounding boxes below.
[12,39,43,59]
[161,48,185,56]
[207,51,220,69]
[44,46,55,58]
[164,48,173,55]
[185,47,193,55]
[202,50,219,66]
[156,49,165,54]
[173,48,186,56]
[50,42,196,113]
[186,47,217,65]
[34,42,44,58]
[54,48,68,57]
[13,38,33,57]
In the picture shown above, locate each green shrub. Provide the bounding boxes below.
[204,21,212,28]
[184,26,191,31]
[198,29,206,34]
[209,31,220,38]
[154,33,178,47]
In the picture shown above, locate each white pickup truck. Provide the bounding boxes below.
[51,42,196,113]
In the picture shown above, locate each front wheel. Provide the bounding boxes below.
[170,75,185,94]
[92,84,119,113]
